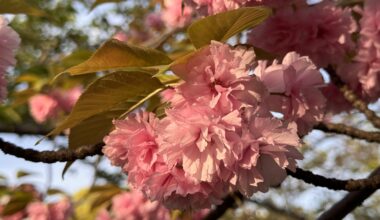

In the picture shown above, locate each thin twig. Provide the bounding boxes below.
[315,123,380,143]
[287,168,380,191]
[327,67,380,129]
[318,166,380,220]
[0,138,103,163]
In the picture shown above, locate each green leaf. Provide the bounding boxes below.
[188,7,271,48]
[0,0,46,16]
[91,0,123,10]
[63,39,172,75]
[2,191,33,216]
[47,188,65,195]
[49,71,164,136]
[68,108,126,150]
[16,170,36,179]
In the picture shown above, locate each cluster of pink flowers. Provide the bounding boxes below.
[103,41,327,210]
[337,0,380,101]
[0,16,20,102]
[28,86,82,123]
[96,190,170,220]
[249,1,357,68]
[0,198,72,220]
[97,190,209,220]
[26,198,72,220]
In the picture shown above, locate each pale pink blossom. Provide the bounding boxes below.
[191,0,249,15]
[335,0,380,101]
[96,210,112,220]
[171,41,266,115]
[26,198,72,220]
[230,113,302,196]
[103,111,159,170]
[28,94,60,123]
[0,16,20,102]
[249,2,356,67]
[145,13,165,31]
[110,191,170,220]
[359,0,380,50]
[162,0,193,28]
[52,86,82,113]
[142,164,226,210]
[113,31,129,42]
[254,52,326,135]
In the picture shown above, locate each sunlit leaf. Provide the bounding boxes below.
[16,170,36,179]
[63,40,172,75]
[0,0,46,16]
[68,108,126,150]
[47,188,65,195]
[49,71,164,136]
[2,191,33,216]
[188,7,271,48]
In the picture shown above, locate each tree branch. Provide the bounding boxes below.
[314,123,380,143]
[318,166,380,220]
[327,67,380,129]
[203,192,244,220]
[0,138,103,163]
[287,168,380,191]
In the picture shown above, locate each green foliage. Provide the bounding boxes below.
[49,71,164,136]
[0,0,46,16]
[63,40,173,76]
[188,7,271,48]
[1,191,34,216]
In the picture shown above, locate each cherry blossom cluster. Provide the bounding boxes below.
[96,190,209,220]
[28,86,82,124]
[0,16,20,102]
[0,184,72,220]
[103,41,328,210]
[337,0,380,101]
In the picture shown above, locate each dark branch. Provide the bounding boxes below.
[0,138,103,163]
[287,168,380,191]
[203,192,244,220]
[318,166,380,220]
[315,123,380,143]
[327,67,380,129]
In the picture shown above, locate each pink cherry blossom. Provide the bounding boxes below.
[359,0,380,50]
[28,94,60,123]
[110,191,170,220]
[103,42,304,210]
[145,13,165,31]
[335,0,380,101]
[249,2,356,67]
[103,111,159,169]
[162,0,193,28]
[26,198,72,220]
[170,41,266,115]
[229,113,302,196]
[254,52,326,135]
[113,31,129,42]
[0,16,20,102]
[52,86,82,113]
